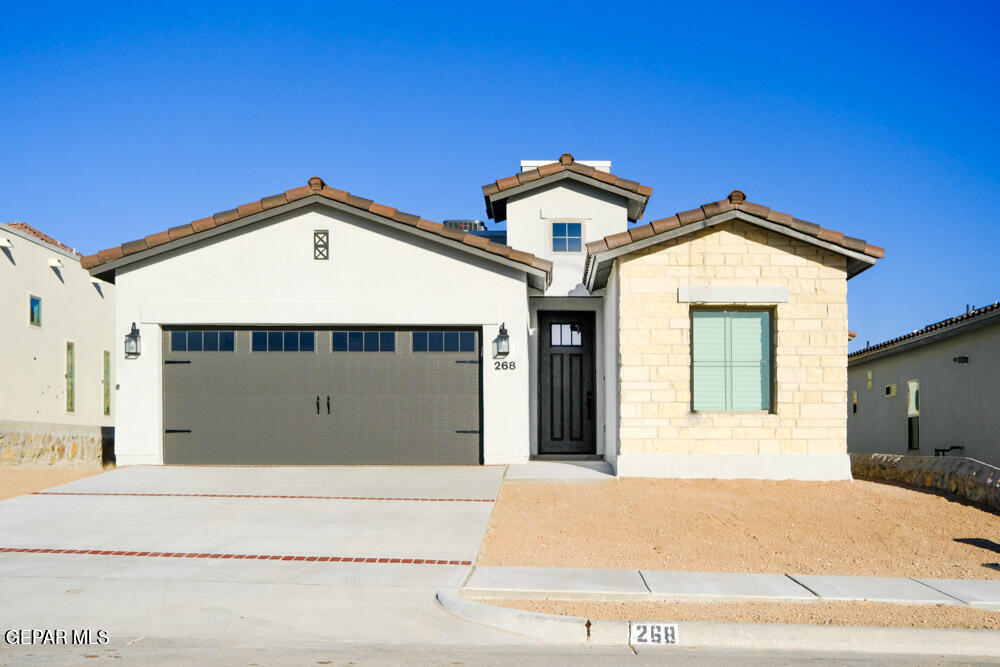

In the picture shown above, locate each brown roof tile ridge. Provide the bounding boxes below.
[82,177,553,277]
[850,301,1000,357]
[482,153,653,198]
[587,189,885,261]
[6,222,78,254]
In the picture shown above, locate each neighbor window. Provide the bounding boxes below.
[29,296,41,326]
[885,383,897,397]
[851,390,858,414]
[251,330,315,352]
[102,351,111,416]
[691,310,772,411]
[907,379,920,450]
[865,369,872,390]
[332,331,395,352]
[412,331,475,352]
[552,222,582,252]
[65,342,75,413]
[171,330,236,352]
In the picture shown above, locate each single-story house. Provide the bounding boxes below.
[83,154,883,479]
[848,302,1000,467]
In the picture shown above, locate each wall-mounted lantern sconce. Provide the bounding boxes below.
[124,322,141,358]
[492,323,510,359]
[953,355,969,364]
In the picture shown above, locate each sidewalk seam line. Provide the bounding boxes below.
[908,577,970,606]
[637,569,652,595]
[785,574,820,598]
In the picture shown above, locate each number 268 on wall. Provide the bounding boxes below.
[494,361,516,371]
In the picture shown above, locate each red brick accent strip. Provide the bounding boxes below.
[0,547,470,566]
[33,491,494,502]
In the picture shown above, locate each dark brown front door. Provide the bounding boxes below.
[538,311,596,454]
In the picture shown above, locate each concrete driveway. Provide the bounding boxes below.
[0,465,533,654]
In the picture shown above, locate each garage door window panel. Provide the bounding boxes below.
[172,330,236,352]
[413,330,477,352]
[332,330,395,352]
[251,330,316,352]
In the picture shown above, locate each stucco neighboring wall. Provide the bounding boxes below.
[112,204,533,465]
[848,322,1000,468]
[0,224,113,466]
[614,220,850,479]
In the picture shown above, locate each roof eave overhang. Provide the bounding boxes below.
[88,195,551,290]
[485,171,649,223]
[584,209,877,291]
[848,309,1000,365]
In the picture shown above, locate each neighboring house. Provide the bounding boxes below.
[847,302,1000,467]
[83,154,883,479]
[0,222,115,464]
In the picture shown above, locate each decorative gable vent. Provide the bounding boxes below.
[314,230,329,260]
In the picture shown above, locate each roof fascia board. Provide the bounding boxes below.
[88,195,548,289]
[487,171,647,220]
[585,210,876,290]
[2,224,80,261]
[848,309,1000,365]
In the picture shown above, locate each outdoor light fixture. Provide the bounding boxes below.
[493,323,510,359]
[953,355,969,364]
[124,322,141,358]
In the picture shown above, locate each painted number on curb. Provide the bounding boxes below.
[629,622,678,646]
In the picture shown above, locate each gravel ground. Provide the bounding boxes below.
[478,478,1000,580]
[0,463,107,501]
[490,598,1000,629]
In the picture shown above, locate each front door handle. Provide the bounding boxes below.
[327,395,331,414]
[316,396,320,414]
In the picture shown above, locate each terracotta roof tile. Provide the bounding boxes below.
[851,301,1000,358]
[83,177,552,284]
[237,201,263,218]
[80,254,100,269]
[260,193,288,210]
[168,224,195,240]
[121,239,148,256]
[5,222,77,254]
[651,215,680,234]
[213,209,240,225]
[587,189,885,263]
[482,154,652,210]
[676,208,706,225]
[145,231,172,248]
[191,217,216,233]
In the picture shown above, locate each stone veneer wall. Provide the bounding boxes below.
[852,453,1000,513]
[0,420,102,465]
[616,220,849,458]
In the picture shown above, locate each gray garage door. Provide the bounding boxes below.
[162,328,482,465]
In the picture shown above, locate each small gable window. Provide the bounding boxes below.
[552,223,582,252]
[314,230,329,260]
[29,295,41,326]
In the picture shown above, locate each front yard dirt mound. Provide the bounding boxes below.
[478,479,1000,580]
[490,598,1000,629]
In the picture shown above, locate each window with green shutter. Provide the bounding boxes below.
[692,310,772,411]
[65,342,75,413]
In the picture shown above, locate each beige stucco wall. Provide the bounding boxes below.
[615,220,848,468]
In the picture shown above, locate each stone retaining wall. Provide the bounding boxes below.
[851,453,1000,513]
[0,420,102,465]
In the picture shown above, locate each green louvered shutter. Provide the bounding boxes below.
[692,311,728,410]
[730,311,770,411]
[692,310,771,411]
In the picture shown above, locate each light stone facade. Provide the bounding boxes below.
[614,220,848,461]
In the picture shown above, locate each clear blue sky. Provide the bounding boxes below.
[2,2,997,351]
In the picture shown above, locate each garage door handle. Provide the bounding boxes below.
[327,395,331,414]
[455,430,480,434]
[316,396,320,414]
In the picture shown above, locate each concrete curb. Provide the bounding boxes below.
[437,590,1000,656]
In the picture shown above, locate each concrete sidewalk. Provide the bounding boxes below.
[462,566,1000,610]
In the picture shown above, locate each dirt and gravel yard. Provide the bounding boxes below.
[478,478,1000,580]
[490,599,1000,629]
[0,463,107,501]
